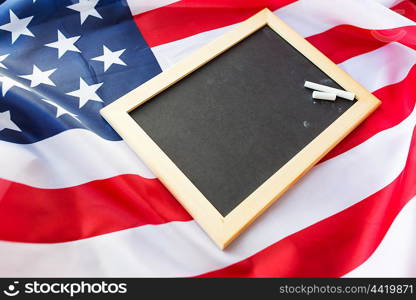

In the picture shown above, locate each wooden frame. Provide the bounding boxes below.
[100,9,380,249]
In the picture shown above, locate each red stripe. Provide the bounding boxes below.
[0,175,191,243]
[198,127,416,277]
[323,64,416,161]
[0,63,412,243]
[306,25,416,64]
[133,0,296,47]
[1,54,414,244]
[391,0,416,22]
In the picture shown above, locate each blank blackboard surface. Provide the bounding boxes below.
[129,26,355,216]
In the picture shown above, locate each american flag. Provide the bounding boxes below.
[0,0,415,277]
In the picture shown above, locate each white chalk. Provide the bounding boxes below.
[312,91,336,101]
[304,81,355,100]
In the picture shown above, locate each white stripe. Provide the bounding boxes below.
[0,129,155,189]
[375,0,405,8]
[125,0,405,16]
[153,38,415,91]
[344,196,416,277]
[1,42,414,189]
[126,0,180,15]
[152,25,235,71]
[152,6,415,72]
[1,104,415,277]
[125,0,406,19]
[276,0,413,38]
[338,43,416,92]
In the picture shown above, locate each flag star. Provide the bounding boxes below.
[0,75,30,97]
[0,110,21,132]
[41,98,79,119]
[19,65,56,87]
[45,30,81,58]
[0,10,34,44]
[66,78,103,108]
[67,0,103,25]
[91,45,127,72]
[92,45,126,72]
[0,54,9,69]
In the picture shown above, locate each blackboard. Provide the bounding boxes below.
[129,26,355,216]
[101,9,380,249]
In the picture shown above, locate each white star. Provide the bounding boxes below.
[0,10,34,44]
[67,0,102,25]
[0,54,9,69]
[19,65,56,87]
[45,30,81,58]
[41,98,79,119]
[0,110,21,132]
[0,75,30,97]
[66,78,103,108]
[92,45,126,72]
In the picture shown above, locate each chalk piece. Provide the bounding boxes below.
[312,91,336,101]
[305,81,355,100]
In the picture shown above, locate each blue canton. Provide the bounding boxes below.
[0,0,162,143]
